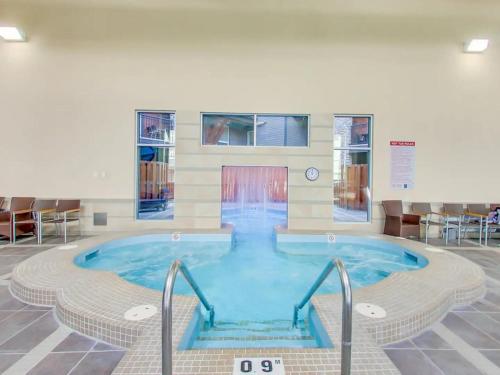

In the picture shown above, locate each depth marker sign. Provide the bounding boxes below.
[390,141,416,190]
[233,357,285,374]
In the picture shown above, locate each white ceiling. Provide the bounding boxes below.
[4,0,500,18]
[1,0,499,44]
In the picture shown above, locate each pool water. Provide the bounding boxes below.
[75,209,427,329]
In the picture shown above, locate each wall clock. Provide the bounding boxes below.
[305,167,319,181]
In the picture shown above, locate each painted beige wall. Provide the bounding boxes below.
[1,1,500,234]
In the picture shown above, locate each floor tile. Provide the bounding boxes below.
[486,278,500,289]
[485,312,500,323]
[484,269,500,282]
[484,291,500,307]
[442,313,500,349]
[384,339,416,349]
[92,341,123,352]
[412,330,453,350]
[0,353,23,373]
[423,349,483,375]
[0,265,15,275]
[0,288,27,310]
[476,299,500,311]
[461,256,497,269]
[0,310,15,323]
[384,349,443,375]
[0,311,47,345]
[0,312,59,353]
[20,236,87,246]
[21,304,52,311]
[53,332,96,353]
[452,304,476,312]
[0,255,29,266]
[69,351,125,375]
[456,311,500,343]
[27,352,85,375]
[0,248,43,256]
[478,350,500,367]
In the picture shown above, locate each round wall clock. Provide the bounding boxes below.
[305,167,320,181]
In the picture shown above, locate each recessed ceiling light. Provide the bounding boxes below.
[0,27,26,42]
[464,39,489,53]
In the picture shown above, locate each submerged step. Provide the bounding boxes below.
[181,306,333,350]
[196,335,315,341]
[197,328,301,338]
[191,335,318,349]
[199,320,306,338]
[216,319,293,327]
[190,318,322,349]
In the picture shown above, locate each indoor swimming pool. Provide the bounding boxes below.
[74,208,427,348]
[75,232,426,321]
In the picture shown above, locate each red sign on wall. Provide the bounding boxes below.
[390,141,416,147]
[390,141,416,189]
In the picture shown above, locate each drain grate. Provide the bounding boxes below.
[124,305,158,321]
[355,303,387,319]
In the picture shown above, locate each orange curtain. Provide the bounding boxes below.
[222,166,288,203]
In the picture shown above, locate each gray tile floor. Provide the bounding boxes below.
[384,246,500,375]
[0,237,125,375]
[0,234,87,247]
[3,234,500,374]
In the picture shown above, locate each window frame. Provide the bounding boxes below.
[200,112,310,148]
[135,109,176,221]
[333,114,373,224]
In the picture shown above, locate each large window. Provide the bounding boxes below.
[136,111,175,220]
[202,113,309,147]
[333,115,372,223]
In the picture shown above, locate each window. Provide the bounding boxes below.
[136,111,175,220]
[202,114,254,146]
[201,113,309,147]
[256,115,308,146]
[333,115,372,223]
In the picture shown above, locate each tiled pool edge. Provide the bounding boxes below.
[279,232,486,344]
[8,231,486,374]
[9,230,228,348]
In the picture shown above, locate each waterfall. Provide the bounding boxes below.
[221,166,288,239]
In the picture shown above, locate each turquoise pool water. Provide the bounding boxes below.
[74,227,427,324]
[75,207,427,348]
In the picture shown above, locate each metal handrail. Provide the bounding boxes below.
[162,260,215,375]
[292,258,352,375]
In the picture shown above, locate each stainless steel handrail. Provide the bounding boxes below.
[162,259,215,375]
[292,258,352,375]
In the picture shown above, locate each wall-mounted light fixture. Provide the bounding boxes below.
[0,26,26,42]
[464,39,489,53]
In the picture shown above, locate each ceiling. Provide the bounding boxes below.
[3,0,500,18]
[1,0,499,45]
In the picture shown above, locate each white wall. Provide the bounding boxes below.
[1,0,500,233]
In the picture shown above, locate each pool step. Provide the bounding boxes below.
[197,326,305,338]
[191,320,319,349]
[191,335,318,349]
